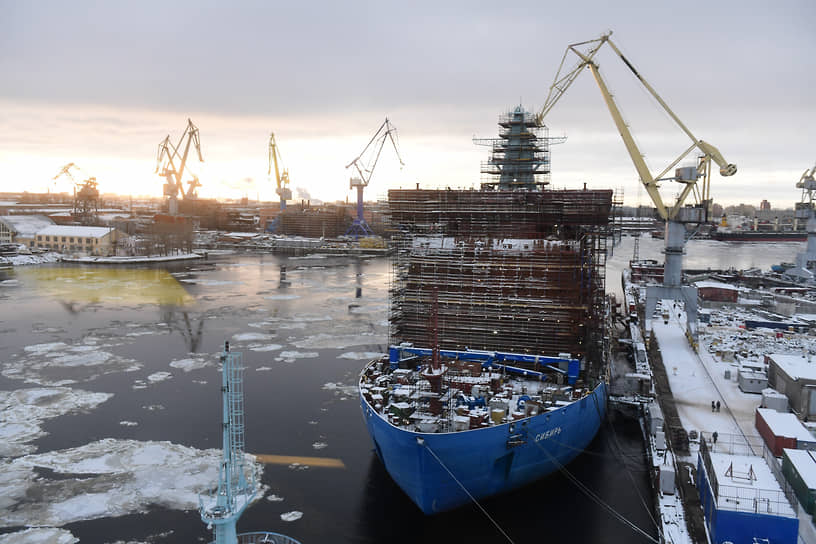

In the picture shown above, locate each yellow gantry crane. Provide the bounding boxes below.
[536,31,737,339]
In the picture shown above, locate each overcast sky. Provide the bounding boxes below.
[1,0,814,208]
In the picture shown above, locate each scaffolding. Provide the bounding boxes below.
[387,188,612,375]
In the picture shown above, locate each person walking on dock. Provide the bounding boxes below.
[716,400,721,412]
[711,401,715,412]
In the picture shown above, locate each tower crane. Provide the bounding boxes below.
[536,31,737,339]
[54,163,100,225]
[345,118,404,237]
[155,119,204,215]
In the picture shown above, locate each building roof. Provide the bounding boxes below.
[694,280,740,291]
[783,448,816,489]
[0,215,55,238]
[708,451,796,517]
[769,353,816,381]
[36,225,115,238]
[758,408,815,442]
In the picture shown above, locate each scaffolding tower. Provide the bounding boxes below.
[387,188,612,376]
[473,106,565,191]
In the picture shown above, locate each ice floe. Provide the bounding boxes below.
[280,511,303,522]
[5,342,141,386]
[0,387,113,457]
[263,294,300,301]
[0,527,78,544]
[0,439,263,528]
[321,382,358,399]
[169,356,212,372]
[119,421,138,427]
[337,352,385,360]
[146,372,172,383]
[232,332,275,342]
[312,442,328,450]
[249,344,283,352]
[266,494,284,502]
[293,332,381,350]
[277,351,319,360]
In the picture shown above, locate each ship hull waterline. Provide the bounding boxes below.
[359,369,608,515]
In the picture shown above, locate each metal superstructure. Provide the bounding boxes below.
[200,342,253,544]
[473,106,565,191]
[346,118,403,237]
[156,119,204,216]
[536,31,737,339]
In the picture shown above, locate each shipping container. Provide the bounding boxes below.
[756,408,816,456]
[782,448,816,514]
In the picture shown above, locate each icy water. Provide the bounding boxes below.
[0,239,799,544]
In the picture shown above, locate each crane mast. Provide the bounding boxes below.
[156,119,204,215]
[268,132,292,210]
[54,163,100,225]
[537,31,737,340]
[345,118,404,237]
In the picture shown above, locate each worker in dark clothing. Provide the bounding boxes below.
[711,401,715,412]
[716,400,721,412]
[712,431,718,444]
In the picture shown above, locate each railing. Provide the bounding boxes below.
[206,532,302,544]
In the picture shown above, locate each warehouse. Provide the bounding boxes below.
[34,225,124,256]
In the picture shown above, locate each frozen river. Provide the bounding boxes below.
[0,250,673,543]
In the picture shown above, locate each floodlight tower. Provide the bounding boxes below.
[345,118,404,237]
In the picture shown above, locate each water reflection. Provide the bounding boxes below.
[23,266,193,309]
[161,309,205,352]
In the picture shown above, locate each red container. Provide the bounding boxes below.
[756,408,797,457]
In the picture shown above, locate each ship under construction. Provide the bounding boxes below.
[359,106,615,514]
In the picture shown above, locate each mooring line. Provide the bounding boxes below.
[418,438,515,544]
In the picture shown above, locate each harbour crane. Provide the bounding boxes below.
[345,118,404,237]
[53,163,100,224]
[536,31,737,339]
[787,161,816,282]
[155,119,204,215]
[265,133,292,233]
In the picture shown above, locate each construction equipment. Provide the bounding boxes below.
[54,163,99,225]
[537,31,737,339]
[265,133,292,233]
[268,132,292,209]
[787,161,816,282]
[345,118,404,237]
[155,119,203,215]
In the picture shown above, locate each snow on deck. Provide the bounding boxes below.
[709,452,796,517]
[653,315,752,445]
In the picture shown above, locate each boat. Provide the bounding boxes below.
[358,106,612,514]
[710,229,806,242]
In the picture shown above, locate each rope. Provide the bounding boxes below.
[534,439,660,543]
[419,438,515,544]
[605,417,660,531]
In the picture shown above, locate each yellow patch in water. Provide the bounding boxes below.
[23,266,193,306]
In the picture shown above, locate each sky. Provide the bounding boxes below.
[1,0,814,208]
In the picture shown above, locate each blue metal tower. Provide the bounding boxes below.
[200,342,253,543]
[199,343,302,544]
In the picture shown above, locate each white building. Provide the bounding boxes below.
[0,215,55,246]
[34,226,124,255]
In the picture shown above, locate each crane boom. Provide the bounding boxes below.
[267,132,291,208]
[536,31,736,221]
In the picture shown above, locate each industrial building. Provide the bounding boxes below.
[0,215,55,247]
[33,225,124,255]
[766,353,816,420]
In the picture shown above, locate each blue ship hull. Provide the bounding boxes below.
[360,377,608,514]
